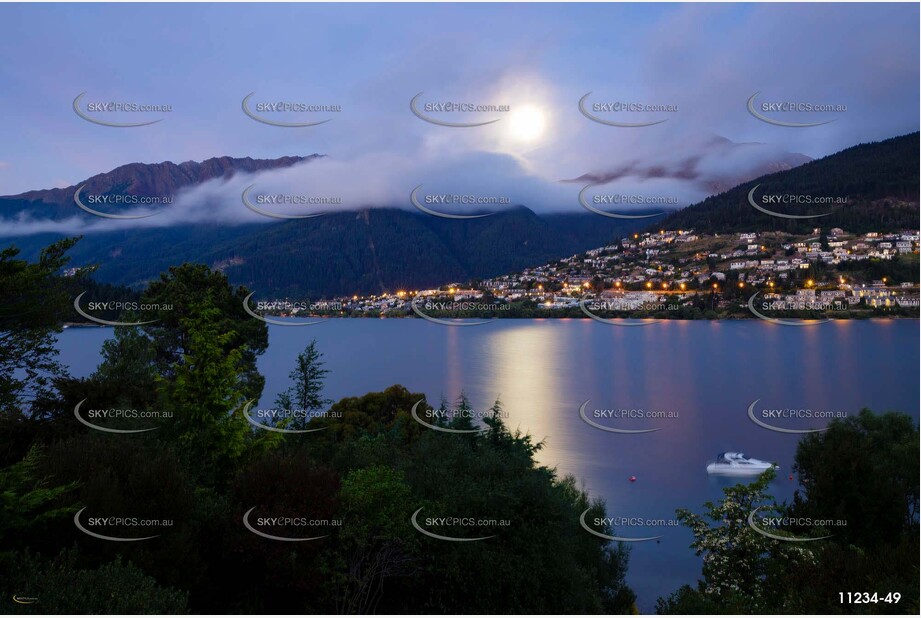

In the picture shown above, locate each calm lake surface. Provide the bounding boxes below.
[56,319,919,611]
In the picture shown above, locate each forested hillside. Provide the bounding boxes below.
[653,132,919,234]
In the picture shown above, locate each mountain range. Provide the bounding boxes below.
[1,134,916,297]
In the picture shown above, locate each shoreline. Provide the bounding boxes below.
[61,314,921,329]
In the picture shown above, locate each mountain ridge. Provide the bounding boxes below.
[649,132,919,235]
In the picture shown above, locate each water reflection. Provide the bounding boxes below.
[483,320,567,454]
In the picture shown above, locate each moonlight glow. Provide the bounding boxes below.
[508,105,546,142]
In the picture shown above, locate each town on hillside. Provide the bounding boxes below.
[267,227,921,319]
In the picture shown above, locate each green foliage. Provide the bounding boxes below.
[93,326,158,389]
[331,465,419,614]
[274,339,331,430]
[158,303,251,476]
[0,239,78,430]
[0,550,188,614]
[669,470,814,612]
[141,263,267,401]
[791,409,919,548]
[0,447,77,547]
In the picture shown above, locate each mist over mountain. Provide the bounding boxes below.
[0,155,319,221]
[4,134,912,298]
[653,132,919,234]
[566,135,812,196]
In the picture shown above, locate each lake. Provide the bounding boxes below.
[55,318,919,611]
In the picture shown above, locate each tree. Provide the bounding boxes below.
[658,471,814,614]
[0,240,80,422]
[1,550,188,614]
[275,339,331,430]
[791,409,919,549]
[331,465,418,614]
[158,303,251,478]
[93,326,158,388]
[0,446,77,550]
[141,264,268,402]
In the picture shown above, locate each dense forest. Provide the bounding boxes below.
[4,209,645,298]
[652,132,920,235]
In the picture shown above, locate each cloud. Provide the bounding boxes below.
[0,4,915,237]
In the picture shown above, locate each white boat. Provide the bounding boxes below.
[706,452,779,476]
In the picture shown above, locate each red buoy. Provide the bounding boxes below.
[629,476,637,483]
[788,474,794,481]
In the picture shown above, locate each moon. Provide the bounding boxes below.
[508,105,546,142]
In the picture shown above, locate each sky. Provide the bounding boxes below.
[0,2,918,230]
